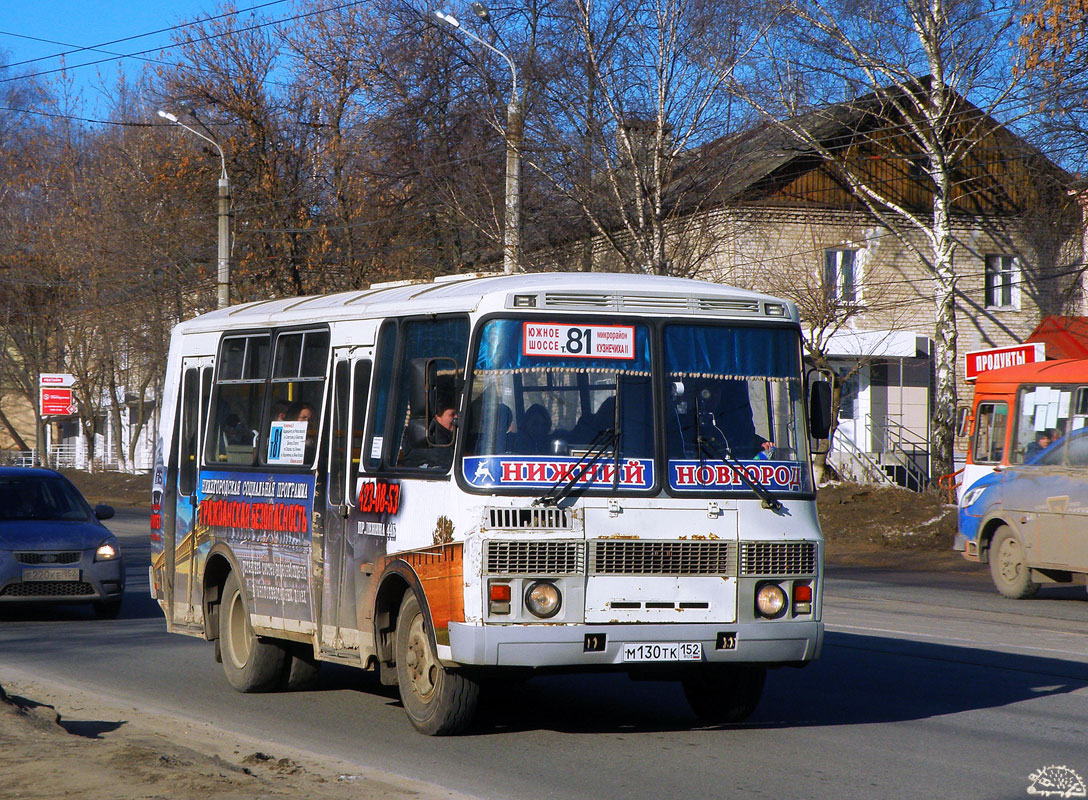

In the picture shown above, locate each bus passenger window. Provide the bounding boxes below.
[264,330,329,467]
[207,334,270,466]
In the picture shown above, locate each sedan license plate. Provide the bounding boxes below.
[23,568,80,582]
[621,642,702,662]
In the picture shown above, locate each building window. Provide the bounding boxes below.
[984,254,1019,310]
[824,249,859,302]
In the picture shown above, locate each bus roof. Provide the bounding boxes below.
[173,272,799,334]
[972,357,1088,390]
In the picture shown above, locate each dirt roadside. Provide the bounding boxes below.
[2,473,962,799]
[0,670,472,800]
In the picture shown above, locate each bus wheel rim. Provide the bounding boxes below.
[405,613,437,701]
[228,591,251,667]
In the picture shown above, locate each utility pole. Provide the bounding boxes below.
[435,6,521,274]
[158,109,232,308]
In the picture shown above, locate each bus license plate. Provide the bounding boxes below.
[23,568,80,582]
[621,642,702,662]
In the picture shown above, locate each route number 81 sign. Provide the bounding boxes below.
[523,322,635,360]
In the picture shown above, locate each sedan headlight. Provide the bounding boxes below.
[95,539,120,562]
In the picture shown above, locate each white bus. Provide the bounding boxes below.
[150,272,832,734]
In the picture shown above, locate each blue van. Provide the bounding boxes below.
[956,426,1088,598]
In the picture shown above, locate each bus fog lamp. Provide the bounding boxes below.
[755,583,788,618]
[525,581,561,619]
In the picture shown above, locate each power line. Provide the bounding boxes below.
[0,0,291,70]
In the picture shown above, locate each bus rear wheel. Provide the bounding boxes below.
[682,665,766,724]
[219,570,287,692]
[989,526,1039,599]
[395,592,479,735]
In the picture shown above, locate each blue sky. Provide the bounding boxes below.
[0,1,291,113]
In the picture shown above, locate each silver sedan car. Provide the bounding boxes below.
[0,467,124,618]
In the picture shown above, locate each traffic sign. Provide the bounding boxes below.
[39,372,75,387]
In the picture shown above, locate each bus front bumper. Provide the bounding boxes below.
[446,619,823,668]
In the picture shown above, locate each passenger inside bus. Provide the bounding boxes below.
[509,404,552,454]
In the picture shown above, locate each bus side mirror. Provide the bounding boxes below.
[808,380,833,440]
[955,406,970,438]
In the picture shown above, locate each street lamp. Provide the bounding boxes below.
[435,7,522,274]
[158,108,232,309]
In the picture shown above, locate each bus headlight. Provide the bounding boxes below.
[525,581,562,619]
[755,582,788,619]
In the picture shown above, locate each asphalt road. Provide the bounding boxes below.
[2,509,1086,800]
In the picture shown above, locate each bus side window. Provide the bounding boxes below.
[328,360,371,504]
[265,330,329,467]
[365,317,468,472]
[364,323,398,471]
[206,335,270,466]
[972,402,1008,464]
[348,361,372,493]
[179,368,200,495]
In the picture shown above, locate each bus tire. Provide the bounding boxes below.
[219,570,287,692]
[395,592,479,735]
[682,664,766,724]
[989,526,1039,599]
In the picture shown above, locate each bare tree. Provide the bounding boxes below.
[521,0,772,276]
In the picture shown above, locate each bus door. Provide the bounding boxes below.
[320,349,373,655]
[174,356,213,628]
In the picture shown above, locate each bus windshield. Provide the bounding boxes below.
[461,318,811,496]
[462,319,654,491]
[663,323,811,494]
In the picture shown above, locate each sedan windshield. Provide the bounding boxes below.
[0,475,92,522]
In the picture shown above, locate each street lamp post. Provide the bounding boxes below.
[158,109,232,309]
[435,7,521,275]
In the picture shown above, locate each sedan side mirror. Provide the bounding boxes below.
[94,504,115,521]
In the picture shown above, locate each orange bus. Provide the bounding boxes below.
[958,358,1088,499]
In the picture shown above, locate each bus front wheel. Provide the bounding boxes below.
[394,592,479,735]
[989,526,1039,599]
[219,570,287,692]
[682,664,766,724]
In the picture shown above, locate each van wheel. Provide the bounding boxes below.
[989,526,1039,599]
[395,592,479,735]
[682,665,766,724]
[219,570,287,692]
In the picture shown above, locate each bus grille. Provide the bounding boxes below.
[487,507,571,530]
[1,581,96,598]
[590,540,737,576]
[738,541,817,576]
[485,541,585,575]
[16,552,81,565]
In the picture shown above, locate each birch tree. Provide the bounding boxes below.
[744,0,1035,479]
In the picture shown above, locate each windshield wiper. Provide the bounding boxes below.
[694,396,782,511]
[534,426,620,507]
